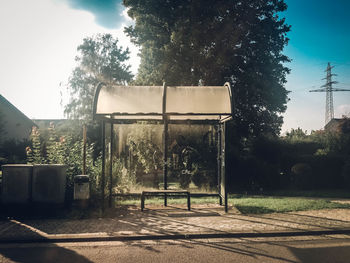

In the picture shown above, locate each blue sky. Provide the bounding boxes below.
[282,0,350,132]
[66,0,125,28]
[0,0,349,134]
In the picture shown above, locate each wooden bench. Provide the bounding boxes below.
[141,190,190,211]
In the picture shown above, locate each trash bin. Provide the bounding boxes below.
[74,175,90,200]
[32,164,66,204]
[1,164,33,204]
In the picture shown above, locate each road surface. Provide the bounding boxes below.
[1,235,350,262]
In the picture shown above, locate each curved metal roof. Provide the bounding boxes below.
[93,83,233,123]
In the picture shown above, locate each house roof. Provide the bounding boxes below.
[325,118,350,133]
[0,94,36,128]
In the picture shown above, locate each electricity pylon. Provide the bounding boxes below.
[309,62,350,125]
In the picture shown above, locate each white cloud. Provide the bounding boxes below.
[0,0,139,119]
[122,8,133,22]
[336,104,350,118]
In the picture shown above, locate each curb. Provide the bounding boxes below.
[2,229,350,244]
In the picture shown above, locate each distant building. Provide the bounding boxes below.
[324,118,350,134]
[0,95,36,143]
[32,119,69,130]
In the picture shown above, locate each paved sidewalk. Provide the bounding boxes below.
[1,204,350,242]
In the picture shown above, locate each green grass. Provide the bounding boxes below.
[116,195,350,214]
[265,189,350,199]
[231,196,350,214]
[116,196,220,206]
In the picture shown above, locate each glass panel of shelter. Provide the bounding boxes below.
[94,83,232,212]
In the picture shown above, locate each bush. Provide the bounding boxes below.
[341,158,350,188]
[291,163,313,190]
[226,131,348,192]
[109,158,136,194]
[0,139,29,166]
[26,124,103,199]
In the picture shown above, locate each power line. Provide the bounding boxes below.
[309,62,350,125]
[332,62,350,67]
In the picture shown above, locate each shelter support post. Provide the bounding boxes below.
[109,122,113,208]
[217,124,222,206]
[218,122,228,213]
[222,122,228,213]
[163,115,168,206]
[83,125,87,175]
[101,121,106,211]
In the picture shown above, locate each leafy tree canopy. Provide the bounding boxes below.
[0,110,6,145]
[284,128,308,142]
[64,33,133,121]
[123,0,290,136]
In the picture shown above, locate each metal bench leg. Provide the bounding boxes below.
[141,193,145,211]
[187,192,191,211]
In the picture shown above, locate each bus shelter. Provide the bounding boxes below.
[93,82,233,212]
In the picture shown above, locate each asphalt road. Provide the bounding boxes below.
[1,235,350,263]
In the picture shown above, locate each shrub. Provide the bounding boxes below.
[291,163,313,190]
[26,124,103,198]
[126,123,162,186]
[0,139,29,166]
[341,158,350,188]
[226,131,347,192]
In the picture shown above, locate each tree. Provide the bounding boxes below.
[64,34,133,121]
[123,0,290,136]
[0,110,6,145]
[284,128,308,142]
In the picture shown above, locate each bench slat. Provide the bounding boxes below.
[142,191,189,195]
[141,190,190,211]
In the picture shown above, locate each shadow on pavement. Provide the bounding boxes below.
[146,205,221,217]
[0,245,93,263]
[290,245,350,263]
[1,205,350,242]
[234,205,275,214]
[0,220,92,263]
